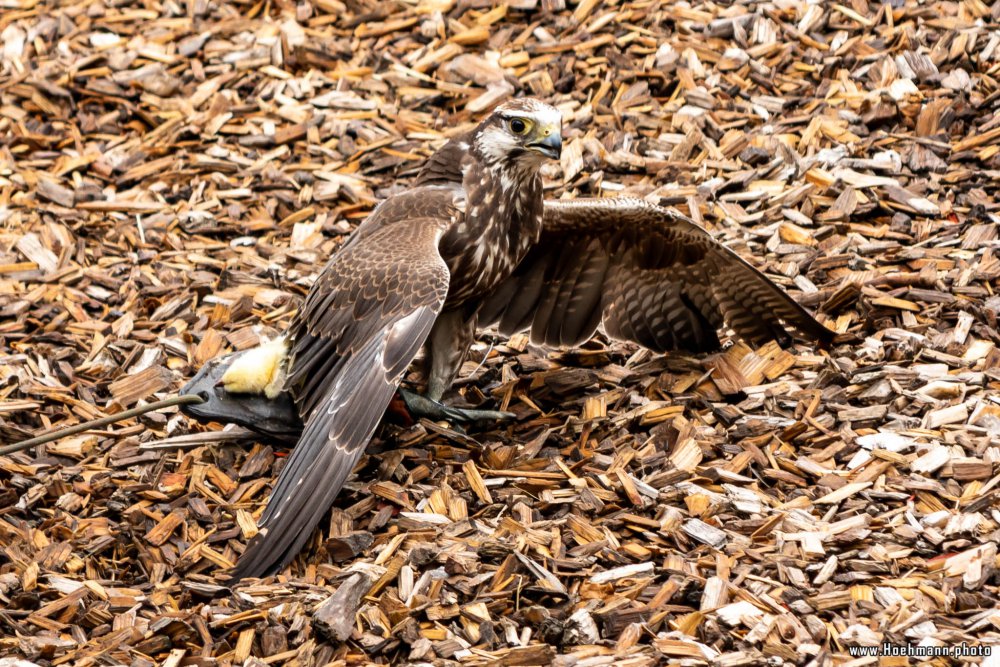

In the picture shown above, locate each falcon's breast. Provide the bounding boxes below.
[437,158,545,306]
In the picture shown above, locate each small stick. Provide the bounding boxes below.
[0,394,206,456]
[140,427,257,450]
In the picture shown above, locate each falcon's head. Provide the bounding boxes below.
[472,98,563,168]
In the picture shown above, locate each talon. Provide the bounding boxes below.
[397,388,514,424]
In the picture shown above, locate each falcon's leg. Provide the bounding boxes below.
[410,308,514,422]
[425,308,476,401]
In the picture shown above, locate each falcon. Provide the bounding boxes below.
[182,98,834,580]
[215,98,563,579]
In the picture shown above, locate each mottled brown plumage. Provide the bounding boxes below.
[229,98,564,579]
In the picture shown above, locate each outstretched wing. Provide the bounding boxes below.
[478,197,833,353]
[230,213,451,580]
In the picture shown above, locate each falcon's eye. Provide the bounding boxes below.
[508,118,531,135]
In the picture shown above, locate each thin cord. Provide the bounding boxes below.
[0,394,206,456]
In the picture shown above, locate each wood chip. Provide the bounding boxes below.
[3,0,1000,663]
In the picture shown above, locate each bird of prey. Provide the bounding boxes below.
[182,98,834,580]
[219,98,565,579]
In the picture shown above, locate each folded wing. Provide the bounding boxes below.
[230,216,451,580]
[478,197,833,353]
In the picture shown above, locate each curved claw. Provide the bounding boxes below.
[180,353,303,443]
[397,388,515,423]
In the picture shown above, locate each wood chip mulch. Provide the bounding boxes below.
[2,0,1000,665]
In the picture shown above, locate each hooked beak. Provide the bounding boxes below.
[528,128,562,160]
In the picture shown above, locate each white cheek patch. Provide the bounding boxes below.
[475,125,518,164]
